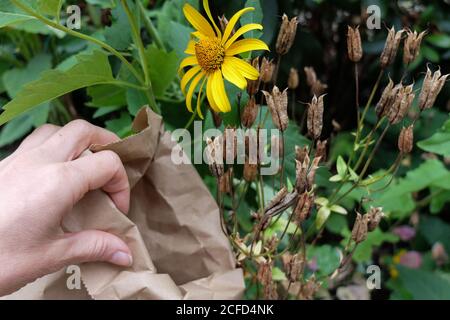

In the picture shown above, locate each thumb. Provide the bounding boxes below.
[55,230,133,267]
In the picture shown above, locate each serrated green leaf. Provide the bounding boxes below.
[0,50,116,125]
[104,4,132,50]
[145,45,179,98]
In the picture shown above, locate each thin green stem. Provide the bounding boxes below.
[137,0,166,50]
[10,0,143,84]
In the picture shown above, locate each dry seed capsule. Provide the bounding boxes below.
[398,125,414,154]
[419,67,449,111]
[241,96,259,128]
[304,66,328,96]
[366,207,384,232]
[247,57,261,96]
[295,145,309,163]
[288,68,299,89]
[375,78,395,118]
[380,27,404,68]
[347,26,363,62]
[388,84,415,125]
[243,159,258,182]
[262,86,289,131]
[260,57,275,84]
[219,168,233,194]
[276,14,299,55]
[206,137,224,178]
[307,94,325,139]
[403,30,426,65]
[315,140,328,162]
[294,191,314,224]
[351,213,368,244]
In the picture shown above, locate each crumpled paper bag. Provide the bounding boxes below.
[3,107,244,300]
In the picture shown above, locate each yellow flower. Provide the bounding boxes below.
[180,0,269,118]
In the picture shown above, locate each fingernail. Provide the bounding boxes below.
[110,251,133,267]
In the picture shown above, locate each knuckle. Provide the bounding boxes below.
[68,119,92,134]
[34,123,59,134]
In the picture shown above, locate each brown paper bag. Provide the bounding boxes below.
[4,107,244,300]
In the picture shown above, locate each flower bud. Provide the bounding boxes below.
[380,27,404,68]
[347,26,363,62]
[307,94,325,139]
[276,14,298,55]
[262,86,289,131]
[398,125,414,154]
[241,96,259,128]
[403,30,426,65]
[288,67,299,89]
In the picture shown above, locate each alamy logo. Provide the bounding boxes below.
[66,265,81,290]
[366,5,381,30]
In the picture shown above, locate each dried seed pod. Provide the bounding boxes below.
[380,27,404,68]
[375,78,395,118]
[276,14,298,55]
[260,57,275,83]
[307,156,321,189]
[266,187,288,212]
[282,253,303,282]
[210,108,222,127]
[307,94,325,139]
[219,15,234,35]
[223,127,237,162]
[241,96,259,128]
[403,30,426,65]
[347,26,363,62]
[243,159,258,182]
[315,140,328,162]
[262,86,289,131]
[388,84,415,125]
[298,276,320,300]
[351,212,368,244]
[304,66,328,96]
[257,261,273,287]
[288,67,299,89]
[206,137,224,178]
[219,168,233,194]
[366,207,384,232]
[295,145,309,163]
[418,67,449,111]
[247,57,261,96]
[295,152,310,194]
[294,191,314,224]
[398,125,414,154]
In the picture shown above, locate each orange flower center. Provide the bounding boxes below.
[195,37,225,73]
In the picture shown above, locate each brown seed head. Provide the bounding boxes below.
[257,260,273,286]
[218,15,233,35]
[295,145,309,163]
[388,84,415,125]
[304,66,328,96]
[260,57,275,83]
[351,212,368,244]
[380,27,404,68]
[210,108,222,127]
[347,26,363,62]
[262,86,289,131]
[247,57,261,96]
[315,140,328,162]
[298,276,321,300]
[288,67,299,89]
[419,67,449,111]
[403,30,426,65]
[398,125,414,154]
[219,168,233,194]
[241,96,259,128]
[276,14,298,55]
[282,253,304,282]
[307,94,325,139]
[243,158,258,182]
[366,207,384,232]
[375,78,395,118]
[206,137,224,178]
[294,191,314,224]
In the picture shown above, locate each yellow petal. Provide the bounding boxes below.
[222,59,247,89]
[183,3,215,38]
[224,56,259,80]
[211,70,231,113]
[226,39,269,56]
[196,77,208,119]
[179,56,198,72]
[207,76,220,113]
[186,72,204,113]
[221,7,254,44]
[203,0,222,38]
[192,31,207,40]
[181,65,202,94]
[185,40,196,55]
[225,23,263,49]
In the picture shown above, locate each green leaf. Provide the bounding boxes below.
[418,117,450,156]
[336,156,347,177]
[240,0,263,39]
[348,229,399,263]
[397,266,450,300]
[36,0,64,17]
[315,206,331,229]
[307,245,341,277]
[105,112,132,138]
[126,88,148,116]
[0,12,35,28]
[272,267,287,281]
[419,216,450,254]
[104,4,132,50]
[86,0,117,8]
[145,45,179,98]
[0,50,115,125]
[426,34,450,49]
[330,205,347,215]
[87,84,127,108]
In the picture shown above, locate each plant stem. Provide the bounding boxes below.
[10,0,143,84]
[354,63,360,123]
[137,0,166,51]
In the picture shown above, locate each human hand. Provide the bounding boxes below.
[0,120,132,296]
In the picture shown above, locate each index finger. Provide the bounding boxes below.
[41,120,120,162]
